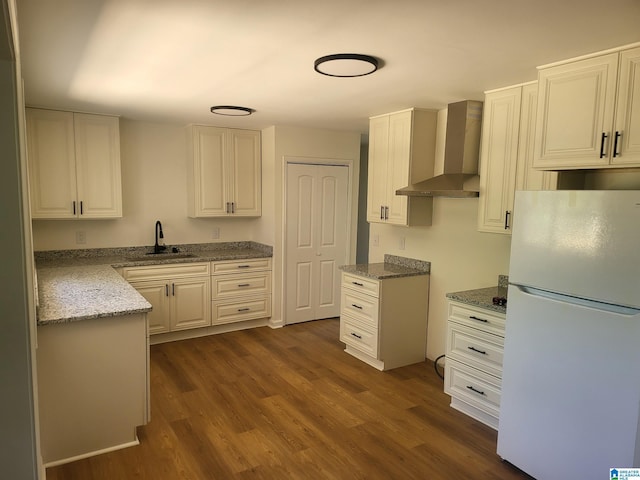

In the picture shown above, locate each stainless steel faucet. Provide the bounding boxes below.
[154,220,166,254]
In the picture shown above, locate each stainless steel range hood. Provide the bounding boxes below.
[396,100,483,198]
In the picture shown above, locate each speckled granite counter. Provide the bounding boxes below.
[37,265,152,325]
[445,275,509,314]
[35,242,273,325]
[339,254,430,280]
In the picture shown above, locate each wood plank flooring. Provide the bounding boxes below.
[46,319,530,479]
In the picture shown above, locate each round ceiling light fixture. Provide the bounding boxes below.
[314,53,379,77]
[210,105,255,116]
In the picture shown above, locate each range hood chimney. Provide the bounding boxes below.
[396,100,483,198]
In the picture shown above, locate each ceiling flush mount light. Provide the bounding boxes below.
[314,53,379,77]
[210,105,255,116]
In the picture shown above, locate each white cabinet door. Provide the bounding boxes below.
[478,86,521,234]
[187,126,261,217]
[534,53,619,168]
[366,115,390,222]
[26,109,77,218]
[74,113,122,218]
[613,47,640,165]
[228,129,261,216]
[26,108,122,219]
[131,281,171,334]
[170,277,211,331]
[386,111,412,225]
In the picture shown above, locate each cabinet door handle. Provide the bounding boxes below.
[237,265,251,269]
[352,281,363,287]
[165,284,169,296]
[466,385,486,396]
[600,132,608,158]
[351,304,363,310]
[172,283,175,296]
[384,206,389,220]
[469,315,489,323]
[72,201,76,215]
[613,131,621,158]
[504,210,511,230]
[238,283,250,287]
[350,332,362,339]
[80,201,83,215]
[238,307,250,312]
[380,206,384,220]
[231,202,235,214]
[468,346,487,355]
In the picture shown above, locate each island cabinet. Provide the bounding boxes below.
[26,108,122,219]
[478,82,557,235]
[187,125,261,217]
[122,262,211,335]
[534,44,640,169]
[211,258,272,326]
[444,300,506,430]
[339,270,429,371]
[366,108,437,226]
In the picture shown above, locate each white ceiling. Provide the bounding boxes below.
[16,0,640,134]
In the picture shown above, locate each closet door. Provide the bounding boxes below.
[285,163,349,324]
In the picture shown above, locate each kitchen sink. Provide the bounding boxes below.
[125,252,198,261]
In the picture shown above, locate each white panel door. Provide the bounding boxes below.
[286,163,349,324]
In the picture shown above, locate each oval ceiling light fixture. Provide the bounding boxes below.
[210,105,255,116]
[314,53,379,77]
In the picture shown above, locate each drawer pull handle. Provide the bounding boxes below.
[238,307,251,312]
[351,304,363,310]
[466,385,485,396]
[238,283,251,287]
[352,281,364,287]
[468,346,487,355]
[350,332,362,339]
[469,315,488,323]
[237,265,251,269]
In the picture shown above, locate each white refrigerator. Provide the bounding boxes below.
[497,190,640,480]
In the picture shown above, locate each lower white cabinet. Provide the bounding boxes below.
[211,258,272,326]
[444,300,506,429]
[122,262,211,335]
[339,271,429,371]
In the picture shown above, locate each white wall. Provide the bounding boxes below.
[32,119,259,250]
[257,125,361,327]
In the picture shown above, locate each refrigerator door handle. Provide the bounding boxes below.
[513,284,640,316]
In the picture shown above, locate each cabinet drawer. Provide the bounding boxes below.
[446,322,504,377]
[448,301,505,336]
[444,358,501,418]
[340,289,379,328]
[341,272,379,298]
[121,262,210,282]
[211,258,271,274]
[212,296,271,325]
[340,315,378,358]
[211,272,271,299]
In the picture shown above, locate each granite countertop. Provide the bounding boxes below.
[445,275,509,314]
[340,254,430,280]
[35,242,273,325]
[37,265,152,325]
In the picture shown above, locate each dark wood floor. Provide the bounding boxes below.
[46,318,530,479]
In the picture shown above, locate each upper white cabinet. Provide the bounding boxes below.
[187,126,261,217]
[478,83,557,234]
[366,108,436,226]
[534,45,640,169]
[26,108,122,219]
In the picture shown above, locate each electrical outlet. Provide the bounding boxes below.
[372,234,379,247]
[399,237,406,250]
[212,227,220,239]
[76,231,86,244]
